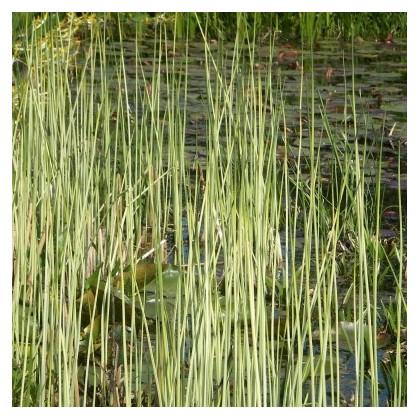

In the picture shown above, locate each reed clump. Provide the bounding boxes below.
[12,13,406,407]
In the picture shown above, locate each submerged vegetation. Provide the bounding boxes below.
[12,12,407,407]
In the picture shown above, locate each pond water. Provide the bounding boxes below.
[115,36,406,267]
[107,36,407,170]
[83,35,406,406]
[104,35,407,232]
[107,37,406,235]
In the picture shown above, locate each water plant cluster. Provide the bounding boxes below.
[12,12,407,407]
[12,12,407,45]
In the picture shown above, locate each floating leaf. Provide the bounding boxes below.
[114,263,159,295]
[142,264,183,298]
[78,289,95,310]
[142,296,177,320]
[81,315,101,342]
[114,263,183,297]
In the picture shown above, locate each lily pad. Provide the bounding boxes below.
[79,263,184,325]
[142,264,184,298]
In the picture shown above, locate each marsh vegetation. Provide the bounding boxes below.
[12,12,407,407]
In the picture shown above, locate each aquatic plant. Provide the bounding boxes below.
[12,12,407,407]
